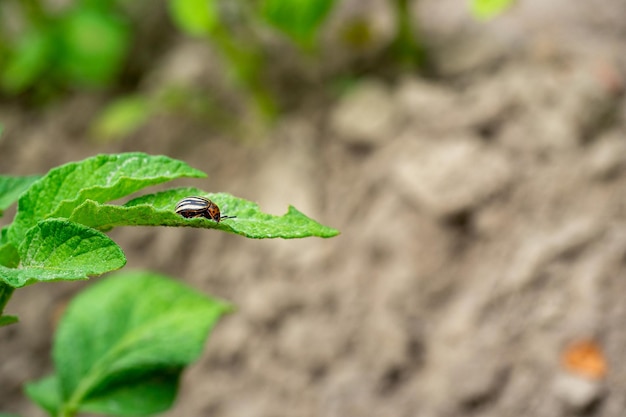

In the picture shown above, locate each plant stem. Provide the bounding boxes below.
[57,406,76,417]
[0,281,14,316]
[391,0,425,68]
[207,20,278,121]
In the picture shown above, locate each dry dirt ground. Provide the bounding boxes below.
[2,1,626,416]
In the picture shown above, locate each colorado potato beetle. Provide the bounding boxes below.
[175,196,235,222]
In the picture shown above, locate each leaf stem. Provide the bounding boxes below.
[0,281,14,316]
[57,407,76,417]
[206,19,278,121]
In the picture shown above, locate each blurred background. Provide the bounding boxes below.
[1,0,626,416]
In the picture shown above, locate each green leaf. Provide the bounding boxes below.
[0,226,8,245]
[0,228,17,268]
[0,219,126,288]
[8,152,206,244]
[1,28,52,93]
[0,175,42,216]
[259,0,336,48]
[0,241,19,268]
[0,315,18,327]
[0,227,17,268]
[0,413,23,417]
[25,373,179,417]
[0,278,16,325]
[470,0,515,20]
[0,279,15,321]
[27,271,231,416]
[0,279,17,326]
[91,95,153,141]
[24,375,61,416]
[56,7,131,86]
[168,0,218,36]
[69,187,340,238]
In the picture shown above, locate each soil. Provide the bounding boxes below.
[2,1,626,416]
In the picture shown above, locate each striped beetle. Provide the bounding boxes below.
[175,196,235,222]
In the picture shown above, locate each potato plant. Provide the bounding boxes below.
[0,152,338,417]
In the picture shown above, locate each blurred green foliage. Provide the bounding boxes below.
[0,0,430,139]
[168,0,218,36]
[90,95,152,141]
[259,0,336,49]
[0,0,130,94]
[167,0,278,122]
[470,0,516,20]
